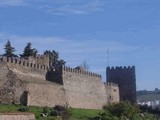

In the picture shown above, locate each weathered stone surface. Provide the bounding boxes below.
[0,60,67,106]
[26,83,66,107]
[0,57,120,110]
[0,61,27,104]
[63,71,107,109]
[105,83,120,104]
[0,113,35,120]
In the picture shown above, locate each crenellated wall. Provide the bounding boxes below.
[63,66,102,78]
[46,66,102,84]
[46,65,120,109]
[107,66,135,71]
[0,60,67,107]
[62,66,107,109]
[1,57,49,71]
[0,56,121,109]
[27,54,50,68]
[106,66,137,103]
[1,57,49,82]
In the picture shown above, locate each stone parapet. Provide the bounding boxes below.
[1,57,49,71]
[63,66,102,78]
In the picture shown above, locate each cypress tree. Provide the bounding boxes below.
[20,42,37,57]
[3,40,17,57]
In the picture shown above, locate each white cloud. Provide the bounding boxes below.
[0,33,139,62]
[0,0,105,15]
[45,1,104,15]
[0,32,142,80]
[0,0,26,6]
[0,33,138,54]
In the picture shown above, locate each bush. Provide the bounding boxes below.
[51,105,66,116]
[42,106,50,114]
[18,107,29,112]
[102,102,140,119]
[50,109,57,116]
[50,105,71,120]
[54,105,66,112]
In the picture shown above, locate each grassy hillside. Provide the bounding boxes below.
[0,104,102,120]
[0,103,159,120]
[69,108,102,120]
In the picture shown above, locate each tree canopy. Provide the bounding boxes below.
[3,40,17,57]
[20,42,37,57]
[44,50,66,69]
[2,41,66,69]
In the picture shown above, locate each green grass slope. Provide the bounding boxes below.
[0,104,102,120]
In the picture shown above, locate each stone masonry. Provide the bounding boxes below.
[0,55,131,110]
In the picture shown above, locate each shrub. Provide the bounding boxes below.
[102,102,140,119]
[42,106,50,114]
[51,105,66,116]
[50,105,71,120]
[18,107,29,112]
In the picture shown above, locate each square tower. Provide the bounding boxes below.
[106,66,137,103]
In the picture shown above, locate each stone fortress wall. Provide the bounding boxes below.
[1,56,48,81]
[105,82,119,104]
[1,55,49,71]
[26,83,66,107]
[0,61,27,105]
[26,54,50,68]
[61,66,107,109]
[45,65,120,109]
[47,66,102,84]
[0,56,67,107]
[107,66,137,103]
[0,55,126,109]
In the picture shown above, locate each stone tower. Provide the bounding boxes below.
[106,66,136,103]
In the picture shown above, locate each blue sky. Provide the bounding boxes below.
[0,0,160,90]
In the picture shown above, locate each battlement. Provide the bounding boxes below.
[21,54,49,61]
[31,54,49,59]
[107,66,135,71]
[1,57,49,71]
[62,66,102,78]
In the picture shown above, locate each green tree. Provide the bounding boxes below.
[3,40,17,57]
[44,50,65,69]
[20,42,37,57]
[102,102,141,120]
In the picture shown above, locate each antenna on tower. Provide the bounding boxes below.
[107,48,110,67]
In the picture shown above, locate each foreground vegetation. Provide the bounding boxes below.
[0,104,101,120]
[0,102,159,120]
[101,102,159,120]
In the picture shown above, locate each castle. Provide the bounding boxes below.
[0,55,136,109]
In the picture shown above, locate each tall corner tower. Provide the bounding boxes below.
[106,66,137,103]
